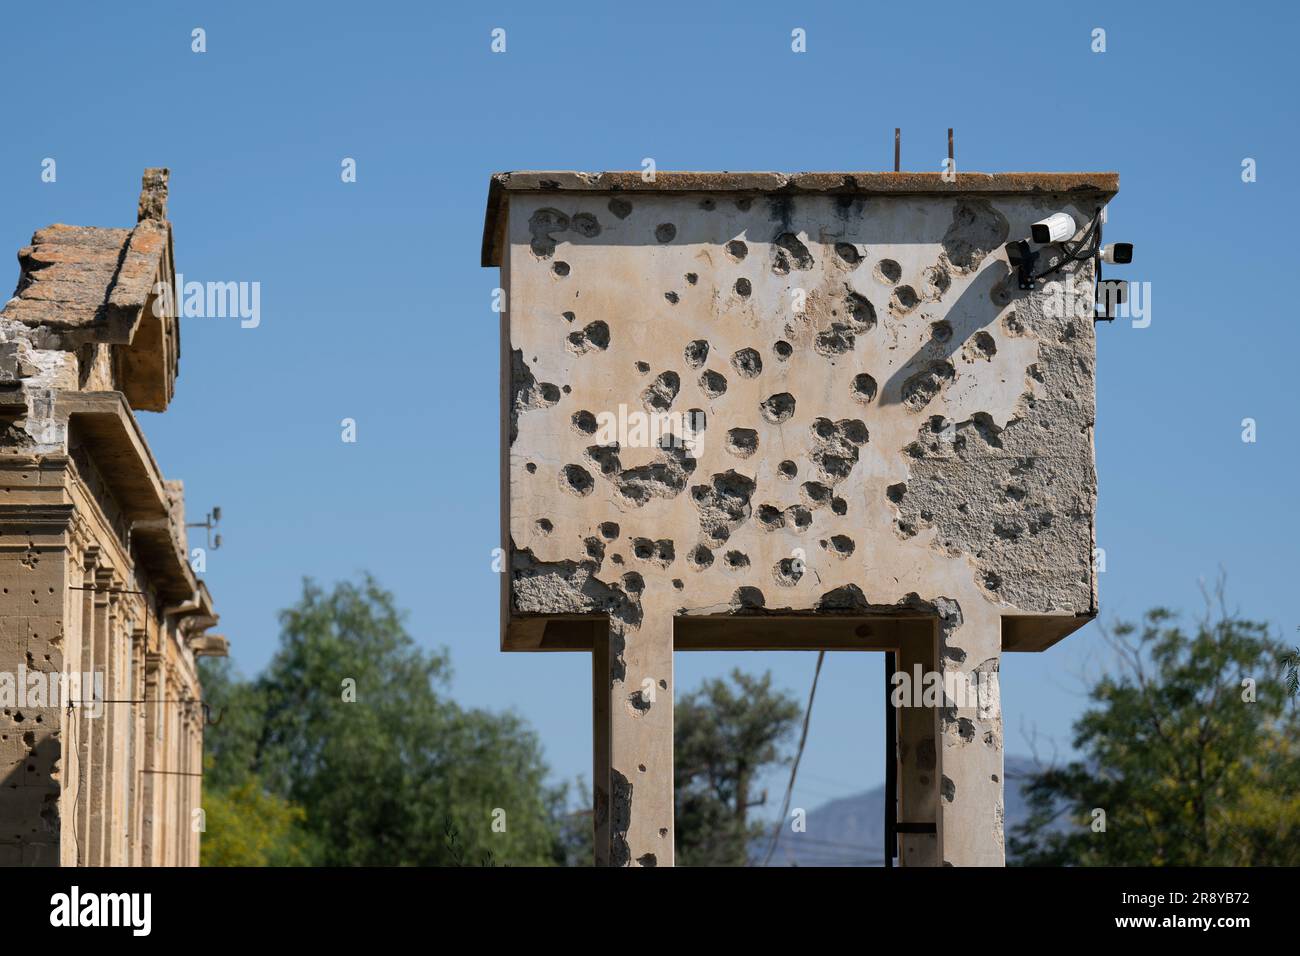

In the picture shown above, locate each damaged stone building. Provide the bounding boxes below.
[0,169,227,866]
[486,170,1117,866]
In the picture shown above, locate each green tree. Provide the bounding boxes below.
[201,575,567,866]
[199,776,312,866]
[674,669,801,866]
[1010,591,1300,866]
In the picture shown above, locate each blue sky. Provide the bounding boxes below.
[3,1,1297,823]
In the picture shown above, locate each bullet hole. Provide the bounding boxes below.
[724,550,750,569]
[925,264,951,298]
[734,277,752,298]
[572,410,598,435]
[688,545,714,570]
[611,554,624,565]
[735,196,753,211]
[692,470,756,544]
[609,197,633,219]
[931,320,953,343]
[758,504,785,529]
[941,199,1009,274]
[771,232,814,274]
[817,322,857,357]
[672,579,684,590]
[562,385,571,394]
[685,272,698,285]
[731,348,762,378]
[982,570,1002,591]
[732,586,766,610]
[972,331,997,359]
[896,520,917,538]
[778,460,797,479]
[700,370,728,398]
[801,481,831,507]
[725,239,748,261]
[887,482,907,504]
[785,504,812,530]
[726,428,759,458]
[567,319,610,354]
[891,285,920,312]
[1003,312,1025,336]
[584,536,606,561]
[561,464,594,496]
[552,261,571,277]
[773,340,792,361]
[831,497,847,516]
[773,557,804,587]
[525,462,537,474]
[699,197,716,211]
[562,311,576,322]
[809,418,867,484]
[528,207,569,257]
[874,258,902,284]
[637,853,658,867]
[538,383,561,403]
[570,212,601,238]
[621,571,645,594]
[663,291,680,306]
[631,538,674,567]
[760,392,796,424]
[851,372,878,404]
[635,361,651,373]
[684,339,710,369]
[845,290,877,330]
[901,361,955,411]
[641,371,681,411]
[536,518,553,534]
[586,443,621,478]
[834,242,863,266]
[600,521,620,539]
[939,775,958,804]
[638,763,647,772]
[655,223,677,243]
[826,535,855,557]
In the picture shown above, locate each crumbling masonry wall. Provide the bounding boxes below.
[486,171,1115,866]
[0,169,227,866]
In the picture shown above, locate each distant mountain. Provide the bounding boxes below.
[758,755,1051,866]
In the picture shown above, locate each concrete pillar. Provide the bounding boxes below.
[89,575,110,865]
[74,557,97,865]
[594,614,673,867]
[141,652,160,866]
[896,625,939,867]
[935,606,1004,866]
[591,628,611,867]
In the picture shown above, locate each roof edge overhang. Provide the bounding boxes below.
[481,170,1121,266]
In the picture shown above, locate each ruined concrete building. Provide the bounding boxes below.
[0,169,227,865]
[486,170,1118,866]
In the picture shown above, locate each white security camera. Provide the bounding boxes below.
[1031,212,1077,244]
[1101,243,1133,264]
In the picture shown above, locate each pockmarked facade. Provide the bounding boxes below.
[485,170,1118,866]
[0,169,227,866]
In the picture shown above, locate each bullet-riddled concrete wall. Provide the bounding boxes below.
[486,171,1117,866]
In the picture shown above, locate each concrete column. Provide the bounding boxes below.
[88,576,110,865]
[595,613,673,867]
[591,627,610,867]
[896,625,939,867]
[74,558,97,865]
[935,605,1005,866]
[140,652,161,866]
